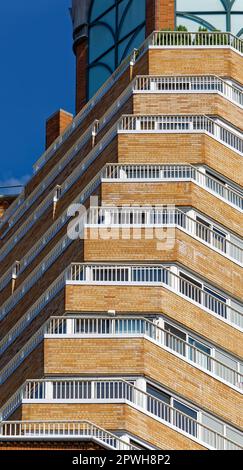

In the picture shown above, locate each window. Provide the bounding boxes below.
[147,383,199,437]
[179,272,202,303]
[147,384,171,422]
[204,286,227,318]
[196,216,210,243]
[164,322,186,356]
[179,271,228,318]
[196,215,227,252]
[173,400,197,436]
[189,337,211,370]
[212,226,227,252]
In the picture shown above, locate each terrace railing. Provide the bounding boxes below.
[134,75,243,107]
[0,419,136,449]
[86,207,242,265]
[1,379,241,450]
[148,31,243,54]
[118,115,243,156]
[102,163,243,211]
[67,264,243,330]
[1,31,242,227]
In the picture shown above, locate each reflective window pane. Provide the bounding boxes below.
[90,0,115,22]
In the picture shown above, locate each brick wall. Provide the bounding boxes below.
[146,0,175,36]
[65,285,242,358]
[43,337,242,427]
[101,181,243,237]
[18,402,205,450]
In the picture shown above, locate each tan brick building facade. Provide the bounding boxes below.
[0,7,242,452]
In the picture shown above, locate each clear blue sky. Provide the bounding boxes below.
[0,0,75,190]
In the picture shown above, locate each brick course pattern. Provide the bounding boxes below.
[0,40,242,450]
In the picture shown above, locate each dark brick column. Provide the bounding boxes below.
[75,37,88,115]
[45,109,73,149]
[146,0,175,35]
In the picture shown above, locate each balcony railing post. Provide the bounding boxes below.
[91,381,96,400]
[134,378,147,410]
[66,318,74,335]
[45,382,53,400]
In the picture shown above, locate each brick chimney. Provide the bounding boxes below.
[45,109,73,149]
[71,0,176,114]
[0,196,16,219]
[146,0,175,35]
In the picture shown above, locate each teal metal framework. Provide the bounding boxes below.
[176,0,243,37]
[87,0,146,98]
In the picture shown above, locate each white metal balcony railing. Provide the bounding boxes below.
[1,311,242,399]
[134,75,243,107]
[1,30,242,228]
[1,258,242,374]
[0,420,137,450]
[140,31,243,56]
[102,164,243,212]
[67,264,243,330]
[0,171,102,294]
[86,207,243,265]
[1,75,242,238]
[118,115,243,156]
[0,121,118,263]
[0,162,241,298]
[1,378,241,450]
[0,161,241,293]
[0,112,242,264]
[0,201,242,323]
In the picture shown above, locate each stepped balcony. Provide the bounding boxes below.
[1,377,242,450]
[1,73,242,238]
[1,313,243,398]
[6,73,243,236]
[0,116,243,280]
[102,164,243,212]
[0,204,242,330]
[1,30,242,229]
[1,162,242,300]
[118,114,243,156]
[0,420,137,450]
[85,206,242,266]
[66,263,243,330]
[0,112,242,269]
[0,260,242,374]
